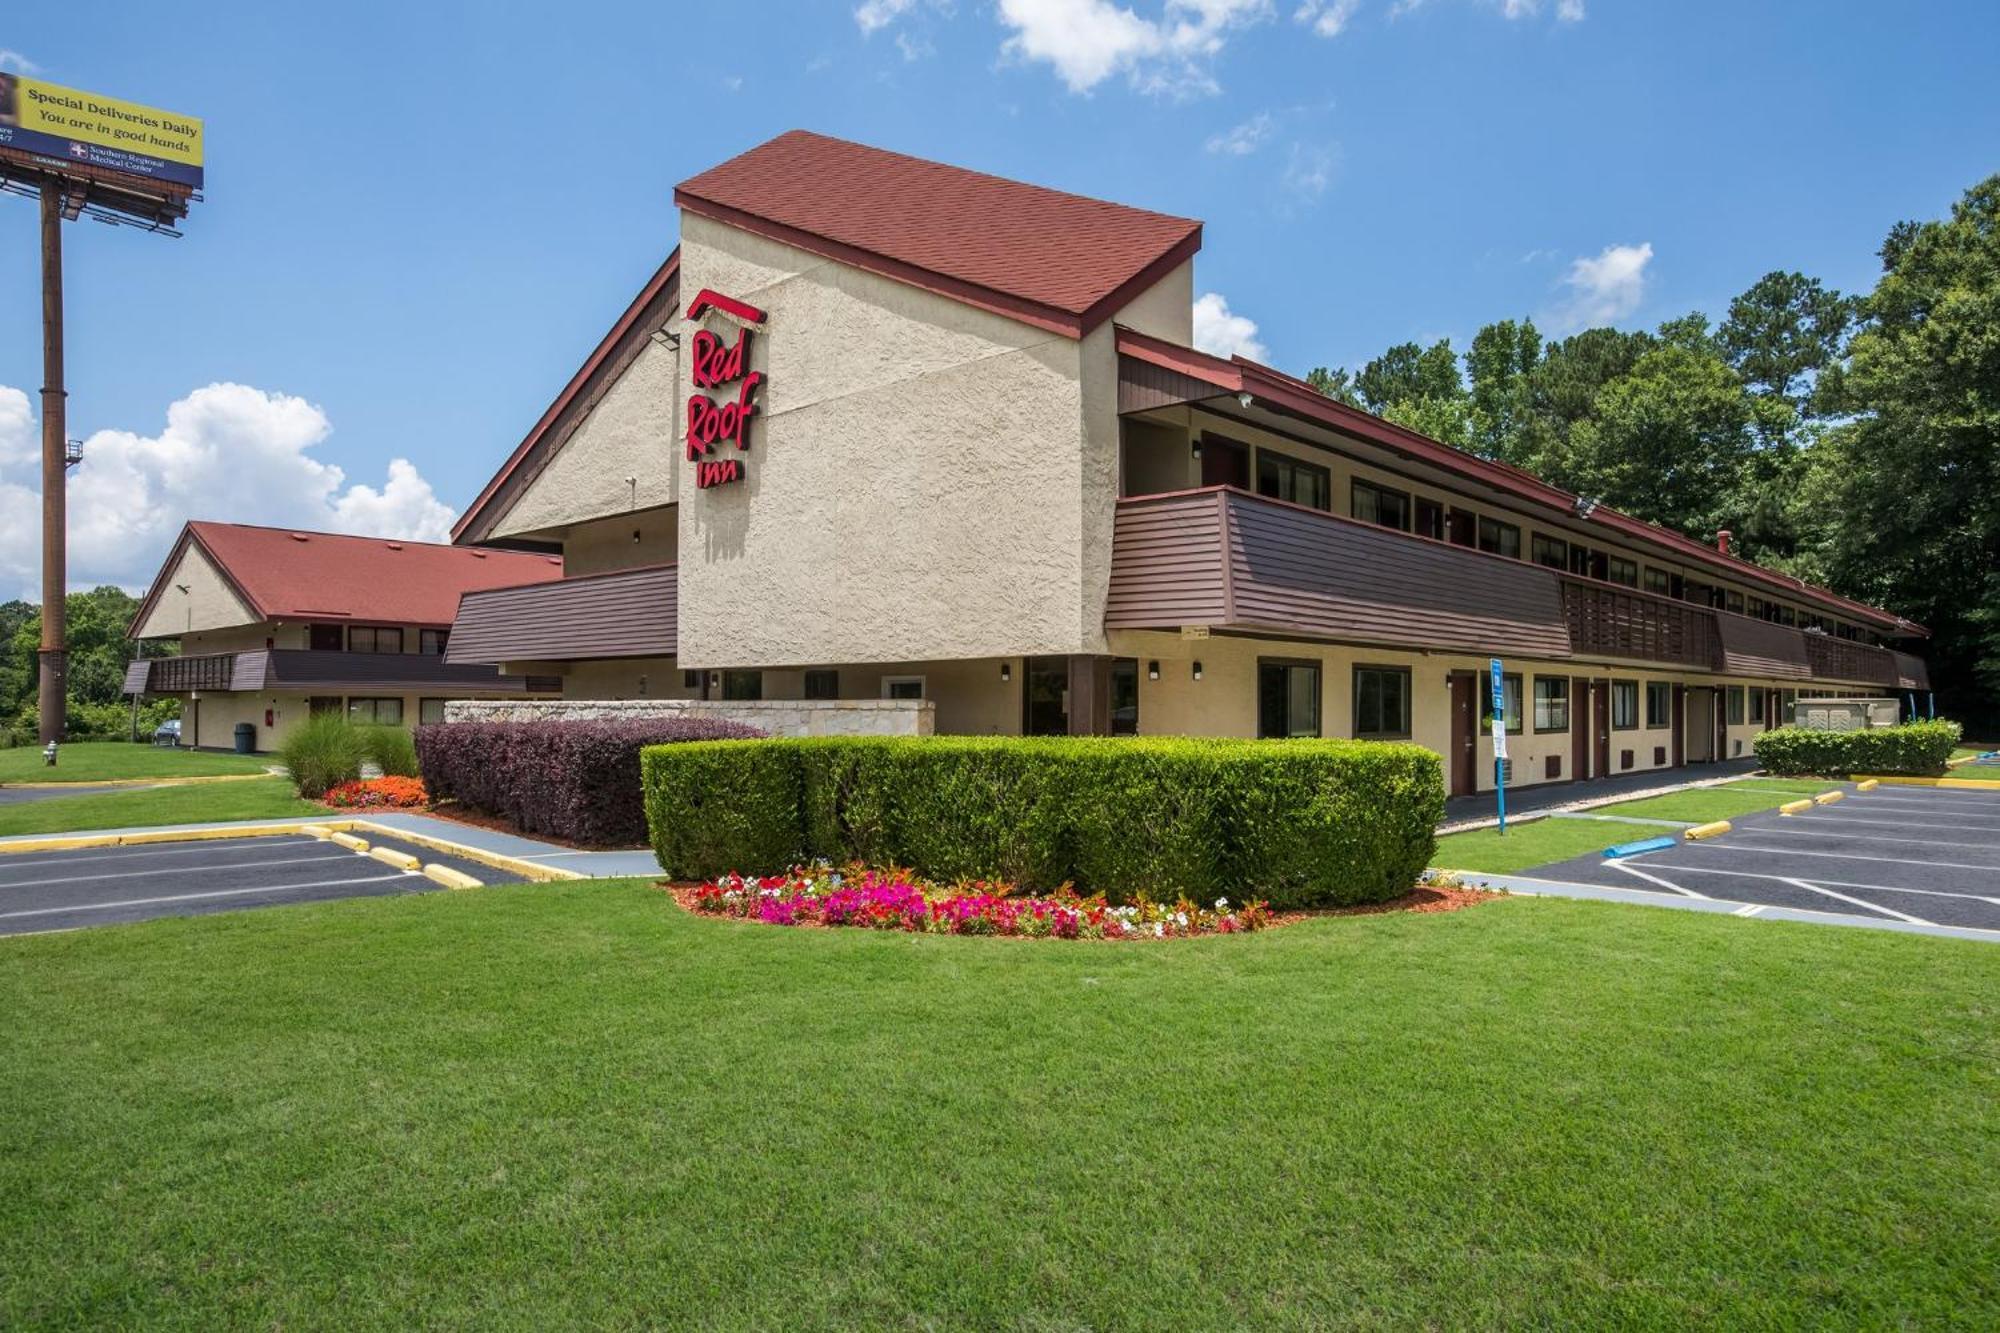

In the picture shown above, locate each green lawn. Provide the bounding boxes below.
[0,883,1992,1327]
[1434,779,1844,874]
[0,741,271,785]
[0,777,319,837]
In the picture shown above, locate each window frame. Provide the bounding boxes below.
[419,628,449,656]
[346,696,404,725]
[1255,450,1332,511]
[1727,685,1746,725]
[881,675,926,701]
[1477,516,1521,560]
[1643,566,1671,596]
[1258,658,1324,739]
[1645,681,1671,729]
[1349,478,1412,533]
[1611,679,1639,731]
[1749,688,1766,724]
[1481,672,1524,735]
[1532,676,1571,734]
[1607,556,1638,588]
[1531,534,1568,569]
[803,669,839,700]
[418,697,448,726]
[348,625,405,654]
[722,670,763,702]
[1350,664,1411,742]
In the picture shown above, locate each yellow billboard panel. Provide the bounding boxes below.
[0,74,202,188]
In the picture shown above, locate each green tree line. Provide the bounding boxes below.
[1,587,177,745]
[1306,173,1999,730]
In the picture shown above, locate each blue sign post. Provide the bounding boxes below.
[1489,657,1508,835]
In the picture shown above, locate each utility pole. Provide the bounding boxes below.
[38,180,66,747]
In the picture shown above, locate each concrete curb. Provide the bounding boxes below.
[346,820,585,883]
[1684,820,1732,840]
[1865,774,2000,790]
[423,864,483,890]
[0,772,274,791]
[1779,799,1813,815]
[368,846,422,871]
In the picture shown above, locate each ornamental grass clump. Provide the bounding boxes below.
[279,711,366,799]
[685,864,1273,940]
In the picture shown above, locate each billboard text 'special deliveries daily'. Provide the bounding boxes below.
[0,75,203,189]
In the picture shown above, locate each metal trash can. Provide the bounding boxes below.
[233,721,256,754]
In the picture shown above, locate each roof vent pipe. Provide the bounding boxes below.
[1716,529,1732,555]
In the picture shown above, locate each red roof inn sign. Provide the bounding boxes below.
[684,288,766,489]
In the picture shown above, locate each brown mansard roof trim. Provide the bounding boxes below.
[673,130,1203,339]
[1114,325,1923,636]
[451,248,682,544]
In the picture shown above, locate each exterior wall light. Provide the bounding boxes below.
[1190,437,1203,459]
[1192,661,1204,681]
[1237,392,1255,410]
[1147,660,1160,681]
[1000,661,1012,682]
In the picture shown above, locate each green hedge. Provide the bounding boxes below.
[642,736,1444,910]
[1752,720,1963,777]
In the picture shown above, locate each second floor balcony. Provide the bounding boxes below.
[125,648,559,697]
[1106,488,1924,689]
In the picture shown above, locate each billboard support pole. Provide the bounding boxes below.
[37,179,66,746]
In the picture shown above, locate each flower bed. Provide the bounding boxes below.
[682,864,1273,939]
[322,776,428,809]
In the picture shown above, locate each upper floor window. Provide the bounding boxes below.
[1684,579,1713,607]
[1478,517,1520,560]
[1726,590,1745,615]
[1350,478,1410,532]
[349,626,403,654]
[1643,567,1671,596]
[420,628,449,656]
[1531,534,1568,569]
[1607,556,1638,588]
[1256,452,1332,511]
[1779,605,1797,627]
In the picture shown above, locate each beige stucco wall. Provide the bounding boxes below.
[560,508,679,578]
[488,337,682,541]
[132,543,258,640]
[1110,258,1193,342]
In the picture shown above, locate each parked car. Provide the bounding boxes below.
[152,719,181,747]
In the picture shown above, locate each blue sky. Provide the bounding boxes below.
[2,0,1996,595]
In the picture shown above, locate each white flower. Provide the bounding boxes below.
[1154,922,1166,937]
[1175,912,1189,926]
[1215,897,1229,910]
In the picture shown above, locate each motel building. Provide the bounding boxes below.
[124,522,564,751]
[425,130,1928,798]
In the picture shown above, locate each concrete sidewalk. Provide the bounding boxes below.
[1441,757,1760,832]
[0,812,661,879]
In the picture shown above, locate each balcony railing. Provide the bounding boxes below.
[126,649,556,696]
[1107,488,1925,688]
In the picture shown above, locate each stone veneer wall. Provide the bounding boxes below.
[442,698,934,737]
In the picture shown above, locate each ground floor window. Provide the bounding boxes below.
[1110,658,1139,736]
[1645,681,1670,728]
[1258,659,1323,738]
[348,697,404,725]
[1351,665,1410,741]
[1611,679,1639,730]
[882,676,925,701]
[804,669,838,700]
[1482,672,1523,734]
[309,695,342,717]
[419,698,447,726]
[1533,677,1570,732]
[1727,685,1746,725]
[723,670,762,701]
[1749,688,1766,724]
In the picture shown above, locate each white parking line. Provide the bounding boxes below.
[0,872,415,922]
[0,837,321,869]
[1609,860,1708,898]
[1784,814,2000,832]
[1747,826,2000,853]
[1621,861,2000,906]
[1780,876,1932,926]
[1679,841,2000,873]
[0,850,357,891]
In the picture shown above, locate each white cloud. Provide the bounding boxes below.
[0,49,37,74]
[1555,0,1585,18]
[895,30,935,60]
[855,0,920,33]
[1205,112,1274,154]
[996,0,1272,96]
[0,382,459,599]
[1282,141,1337,198]
[1192,292,1269,361]
[1292,0,1360,37]
[1394,0,1582,19]
[1548,242,1653,331]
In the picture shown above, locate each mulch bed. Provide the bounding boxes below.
[661,881,1500,936]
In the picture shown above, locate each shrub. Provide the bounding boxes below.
[358,725,420,778]
[279,712,366,799]
[642,736,1445,910]
[418,718,766,847]
[1753,719,1963,776]
[323,776,428,809]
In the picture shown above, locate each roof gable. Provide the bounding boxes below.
[673,131,1202,338]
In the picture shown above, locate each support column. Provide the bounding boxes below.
[38,181,67,746]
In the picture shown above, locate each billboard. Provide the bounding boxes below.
[0,74,202,189]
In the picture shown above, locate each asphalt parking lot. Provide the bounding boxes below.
[1528,785,2000,932]
[0,833,518,937]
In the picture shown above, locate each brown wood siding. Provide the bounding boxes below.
[447,564,679,665]
[1222,492,1572,657]
[1561,581,1719,669]
[1118,354,1221,415]
[1892,651,1930,691]
[1715,612,1814,680]
[1105,494,1230,628]
[1804,634,1900,687]
[128,649,537,695]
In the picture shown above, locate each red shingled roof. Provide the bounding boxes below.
[674,130,1202,337]
[130,522,565,637]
